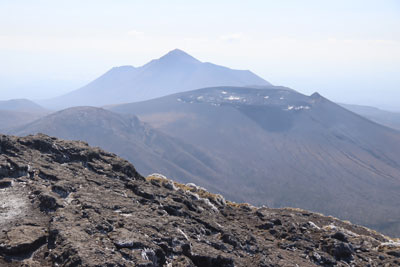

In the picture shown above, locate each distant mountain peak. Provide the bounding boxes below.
[158,48,201,63]
[111,65,136,70]
[107,65,137,74]
[310,92,322,99]
[0,98,47,113]
[165,48,192,57]
[44,49,271,108]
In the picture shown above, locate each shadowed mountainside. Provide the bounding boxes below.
[7,86,400,236]
[7,106,226,193]
[109,86,400,237]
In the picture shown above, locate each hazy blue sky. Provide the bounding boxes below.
[1,0,399,110]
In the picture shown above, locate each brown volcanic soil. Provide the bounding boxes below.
[0,134,399,266]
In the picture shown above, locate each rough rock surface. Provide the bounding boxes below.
[0,134,399,266]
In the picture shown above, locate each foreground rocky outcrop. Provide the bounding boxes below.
[0,134,399,266]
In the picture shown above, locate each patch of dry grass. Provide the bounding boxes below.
[146,175,226,206]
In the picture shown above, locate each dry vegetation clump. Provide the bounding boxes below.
[146,174,227,207]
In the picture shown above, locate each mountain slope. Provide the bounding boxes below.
[0,99,49,130]
[1,134,399,266]
[109,86,400,237]
[341,103,400,131]
[0,110,47,131]
[42,49,270,108]
[8,106,226,192]
[0,98,47,113]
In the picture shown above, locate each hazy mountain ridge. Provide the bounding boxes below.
[0,99,49,130]
[341,103,400,131]
[42,49,271,109]
[0,98,47,113]
[109,86,400,237]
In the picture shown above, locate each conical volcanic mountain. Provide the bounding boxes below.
[43,49,270,109]
[109,86,400,237]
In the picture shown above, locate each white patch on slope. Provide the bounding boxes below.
[286,105,311,111]
[0,184,29,226]
[225,96,241,101]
